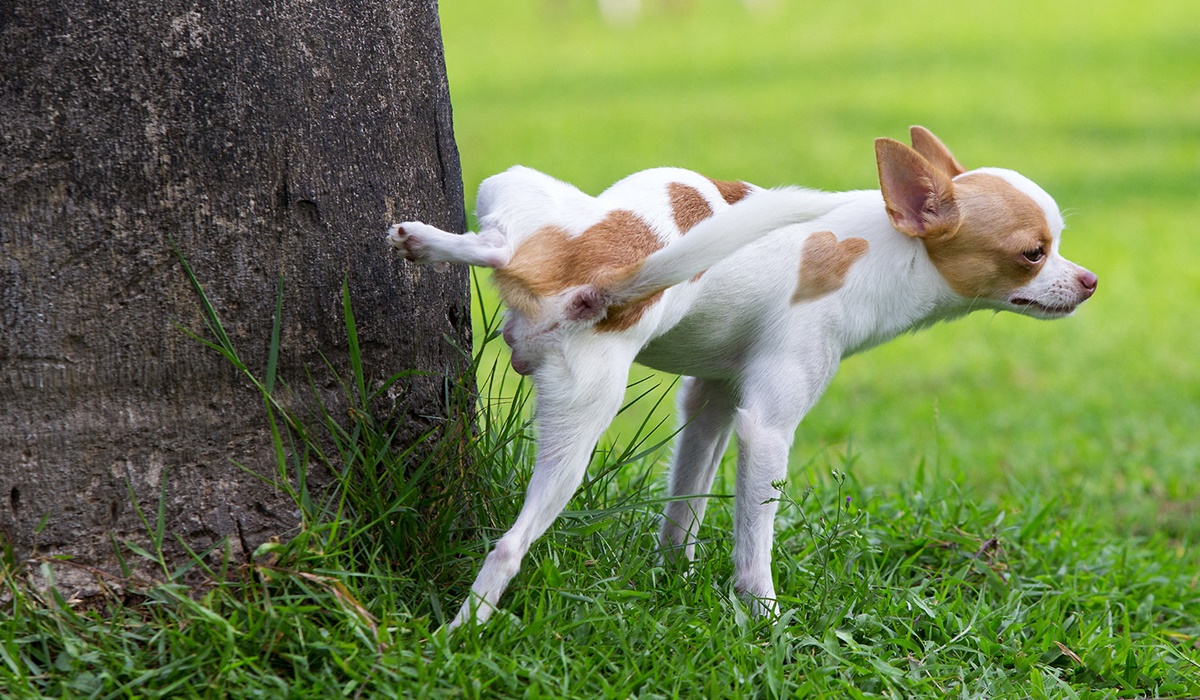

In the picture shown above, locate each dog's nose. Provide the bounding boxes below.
[1077,270,1098,298]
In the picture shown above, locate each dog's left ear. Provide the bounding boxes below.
[909,126,966,178]
[876,138,962,239]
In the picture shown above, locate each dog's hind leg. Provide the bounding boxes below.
[446,341,637,631]
[387,222,510,268]
[659,377,736,564]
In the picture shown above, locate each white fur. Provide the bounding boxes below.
[386,133,1096,631]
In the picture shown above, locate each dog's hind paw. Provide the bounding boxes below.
[386,222,436,262]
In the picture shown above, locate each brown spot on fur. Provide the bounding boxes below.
[492,210,665,331]
[668,183,714,233]
[922,173,1052,300]
[708,178,751,205]
[667,182,716,282]
[791,231,870,303]
[597,290,664,331]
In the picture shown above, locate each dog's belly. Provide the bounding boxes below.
[635,239,800,377]
[634,310,757,378]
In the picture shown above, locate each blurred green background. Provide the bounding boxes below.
[438,0,1200,538]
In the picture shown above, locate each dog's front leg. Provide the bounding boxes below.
[447,345,636,631]
[660,377,737,564]
[731,358,835,617]
[731,403,794,616]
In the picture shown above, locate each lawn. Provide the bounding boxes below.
[445,0,1200,537]
[4,0,1199,697]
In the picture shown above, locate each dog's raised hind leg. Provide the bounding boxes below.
[446,344,637,631]
[387,222,510,268]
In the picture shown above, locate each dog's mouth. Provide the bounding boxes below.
[1009,297,1078,318]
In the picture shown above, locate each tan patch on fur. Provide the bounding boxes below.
[668,183,714,233]
[923,173,1052,299]
[667,182,716,282]
[708,178,751,205]
[791,231,870,303]
[491,210,665,332]
[597,290,664,332]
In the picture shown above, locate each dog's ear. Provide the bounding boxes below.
[875,137,962,239]
[909,126,966,178]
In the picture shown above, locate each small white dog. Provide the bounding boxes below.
[387,127,1096,630]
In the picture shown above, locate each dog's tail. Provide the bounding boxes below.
[602,187,849,306]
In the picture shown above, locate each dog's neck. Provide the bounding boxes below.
[825,190,975,358]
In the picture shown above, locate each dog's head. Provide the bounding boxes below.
[876,126,1096,318]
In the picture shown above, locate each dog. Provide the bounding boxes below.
[387,127,1097,631]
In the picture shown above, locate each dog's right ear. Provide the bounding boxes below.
[875,138,962,239]
[909,126,966,178]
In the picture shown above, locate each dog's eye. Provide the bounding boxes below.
[1022,246,1045,263]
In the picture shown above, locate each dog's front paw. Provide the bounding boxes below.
[734,579,780,618]
[743,593,780,619]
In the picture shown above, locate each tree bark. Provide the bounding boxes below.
[0,0,468,591]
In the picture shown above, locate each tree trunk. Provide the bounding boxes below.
[0,0,469,592]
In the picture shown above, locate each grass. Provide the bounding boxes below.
[445,0,1200,536]
[4,0,1200,697]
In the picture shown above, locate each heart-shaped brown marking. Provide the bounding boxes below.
[791,231,870,303]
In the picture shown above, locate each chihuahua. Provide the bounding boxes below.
[387,127,1096,631]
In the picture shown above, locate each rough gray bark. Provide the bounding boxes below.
[0,0,469,591]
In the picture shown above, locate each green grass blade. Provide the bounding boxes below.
[265,273,284,395]
[341,278,367,408]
